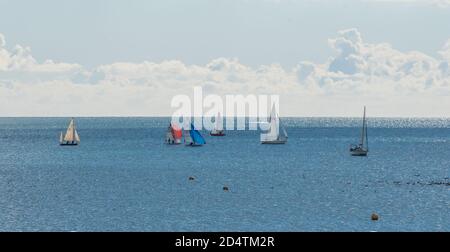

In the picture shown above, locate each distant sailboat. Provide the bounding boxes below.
[210,112,225,136]
[260,105,288,144]
[166,122,183,144]
[185,123,206,146]
[350,106,369,156]
[60,118,80,146]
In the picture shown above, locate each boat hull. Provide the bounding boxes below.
[186,143,203,147]
[210,131,225,136]
[60,142,78,146]
[350,149,368,156]
[261,140,287,144]
[166,138,182,145]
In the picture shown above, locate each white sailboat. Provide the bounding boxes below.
[210,112,225,136]
[260,105,288,144]
[350,106,368,156]
[60,118,80,146]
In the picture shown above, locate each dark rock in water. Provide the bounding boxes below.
[371,213,379,221]
[223,186,229,191]
[189,176,195,181]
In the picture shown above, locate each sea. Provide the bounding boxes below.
[0,117,449,231]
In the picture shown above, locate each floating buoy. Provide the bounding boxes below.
[223,186,229,191]
[189,176,195,181]
[371,213,379,221]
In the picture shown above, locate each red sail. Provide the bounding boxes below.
[171,123,183,139]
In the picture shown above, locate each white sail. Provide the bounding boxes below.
[63,119,75,142]
[261,104,287,143]
[59,132,63,143]
[62,118,80,143]
[75,130,80,142]
[282,125,288,138]
[215,112,223,131]
[267,115,279,140]
[360,106,366,147]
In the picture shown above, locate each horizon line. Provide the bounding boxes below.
[1,115,450,119]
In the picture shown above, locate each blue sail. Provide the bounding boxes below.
[190,124,206,145]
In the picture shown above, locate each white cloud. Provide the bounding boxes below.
[0,30,450,117]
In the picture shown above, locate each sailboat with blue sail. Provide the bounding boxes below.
[185,123,206,146]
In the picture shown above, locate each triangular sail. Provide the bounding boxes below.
[260,104,287,143]
[63,119,75,142]
[75,130,80,142]
[214,112,223,131]
[360,106,366,147]
[171,123,182,139]
[365,120,369,151]
[63,118,79,143]
[190,123,206,145]
[267,105,280,140]
[282,122,288,138]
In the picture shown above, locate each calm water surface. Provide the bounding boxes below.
[0,117,449,231]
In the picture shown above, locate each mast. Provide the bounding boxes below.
[72,118,76,143]
[360,106,366,147]
[271,104,279,138]
[216,112,223,131]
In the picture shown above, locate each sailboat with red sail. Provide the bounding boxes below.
[166,122,183,144]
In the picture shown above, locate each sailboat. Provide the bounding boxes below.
[166,122,183,144]
[210,112,225,136]
[185,123,206,146]
[60,118,80,146]
[350,106,369,156]
[260,105,288,144]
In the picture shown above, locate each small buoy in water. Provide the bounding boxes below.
[371,213,379,221]
[189,176,195,181]
[223,186,229,191]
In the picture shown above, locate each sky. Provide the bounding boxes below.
[0,0,450,117]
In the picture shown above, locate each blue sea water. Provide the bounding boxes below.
[0,117,449,231]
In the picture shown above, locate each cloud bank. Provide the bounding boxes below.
[0,29,449,117]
